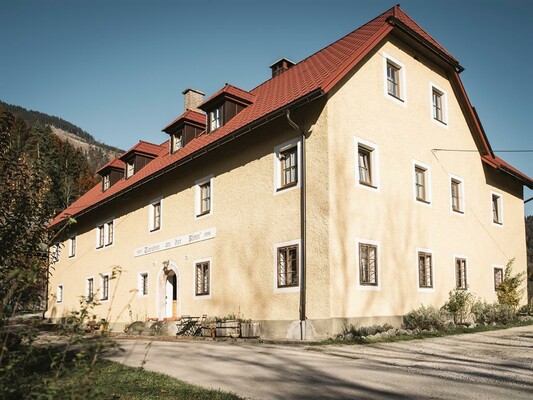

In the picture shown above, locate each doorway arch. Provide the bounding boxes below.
[157,261,181,319]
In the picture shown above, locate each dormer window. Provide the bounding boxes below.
[171,132,183,153]
[103,174,110,191]
[209,106,223,132]
[126,161,135,178]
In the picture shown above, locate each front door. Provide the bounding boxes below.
[165,271,177,318]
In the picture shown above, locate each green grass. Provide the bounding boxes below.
[314,319,533,346]
[28,359,243,399]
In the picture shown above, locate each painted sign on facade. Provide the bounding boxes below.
[133,227,216,257]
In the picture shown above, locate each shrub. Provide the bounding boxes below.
[471,301,516,325]
[343,323,394,337]
[403,305,451,331]
[442,289,475,324]
[496,259,525,310]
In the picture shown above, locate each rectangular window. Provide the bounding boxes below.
[96,220,114,249]
[126,161,134,178]
[450,177,464,213]
[387,62,401,99]
[355,137,379,191]
[97,225,105,248]
[101,274,109,301]
[106,221,113,246]
[358,146,372,185]
[172,133,183,153]
[86,277,94,300]
[103,174,110,191]
[432,89,443,122]
[152,202,161,231]
[140,273,148,296]
[418,252,433,288]
[57,285,63,303]
[210,106,222,132]
[415,166,428,202]
[195,262,210,296]
[492,193,503,225]
[280,146,298,188]
[494,267,503,290]
[359,243,378,285]
[455,258,467,290]
[69,236,76,258]
[277,245,299,288]
[200,182,211,215]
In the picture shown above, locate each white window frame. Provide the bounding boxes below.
[416,247,435,293]
[171,132,183,153]
[453,254,469,291]
[274,137,302,194]
[429,82,448,127]
[195,175,213,219]
[490,191,504,227]
[86,276,95,300]
[138,271,149,297]
[68,235,76,258]
[193,257,212,300]
[354,136,380,192]
[449,174,465,215]
[383,52,407,106]
[412,160,432,206]
[103,174,110,191]
[100,272,110,302]
[149,197,163,233]
[355,238,381,291]
[57,284,63,303]
[95,219,114,249]
[493,265,504,292]
[126,160,135,178]
[273,239,301,294]
[210,106,222,132]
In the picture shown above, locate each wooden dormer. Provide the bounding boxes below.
[162,110,206,154]
[96,158,125,192]
[198,84,254,133]
[119,141,161,179]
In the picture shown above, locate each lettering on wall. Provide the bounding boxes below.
[133,227,216,257]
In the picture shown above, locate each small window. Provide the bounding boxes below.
[96,220,114,249]
[103,174,110,191]
[195,262,210,296]
[358,146,372,185]
[450,177,464,214]
[359,243,378,286]
[413,161,431,204]
[209,106,222,132]
[277,245,299,288]
[280,146,298,188]
[139,273,148,296]
[171,132,183,153]
[151,201,161,231]
[491,192,503,225]
[432,89,443,122]
[195,176,213,218]
[57,285,63,303]
[106,221,114,246]
[455,258,467,290]
[86,277,94,300]
[101,274,109,301]
[69,236,76,258]
[355,137,379,190]
[200,182,211,215]
[97,225,105,249]
[494,267,503,291]
[418,252,433,288]
[126,161,135,178]
[387,61,401,99]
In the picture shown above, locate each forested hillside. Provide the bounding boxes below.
[0,100,122,170]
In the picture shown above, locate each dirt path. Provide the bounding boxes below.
[107,325,533,399]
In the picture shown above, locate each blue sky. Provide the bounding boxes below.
[1,0,531,214]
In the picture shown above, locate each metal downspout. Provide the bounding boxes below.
[285,109,306,340]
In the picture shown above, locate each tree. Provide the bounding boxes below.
[496,259,525,310]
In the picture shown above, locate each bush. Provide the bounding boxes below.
[442,289,475,324]
[471,301,516,325]
[496,259,525,310]
[342,323,393,337]
[403,305,451,331]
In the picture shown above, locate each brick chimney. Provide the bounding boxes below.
[182,88,205,112]
[269,58,295,78]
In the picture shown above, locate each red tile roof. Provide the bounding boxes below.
[119,140,164,161]
[49,5,532,227]
[96,157,125,175]
[162,109,206,132]
[198,84,255,110]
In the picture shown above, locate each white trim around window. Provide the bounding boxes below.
[412,160,431,206]
[95,218,115,249]
[355,238,381,291]
[273,239,301,293]
[492,264,504,292]
[148,197,163,233]
[449,174,465,216]
[429,82,448,127]
[86,276,95,300]
[453,254,469,291]
[416,247,435,293]
[383,52,407,106]
[273,137,302,194]
[57,284,63,303]
[195,174,213,219]
[138,271,149,297]
[68,235,77,258]
[193,257,212,300]
[100,272,110,302]
[354,136,380,192]
[490,190,504,227]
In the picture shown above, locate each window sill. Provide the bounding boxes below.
[277,182,298,191]
[433,118,447,126]
[416,198,431,205]
[452,209,464,215]
[196,211,211,218]
[492,221,503,226]
[358,181,378,189]
[150,228,161,233]
[195,293,210,297]
[388,93,404,102]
